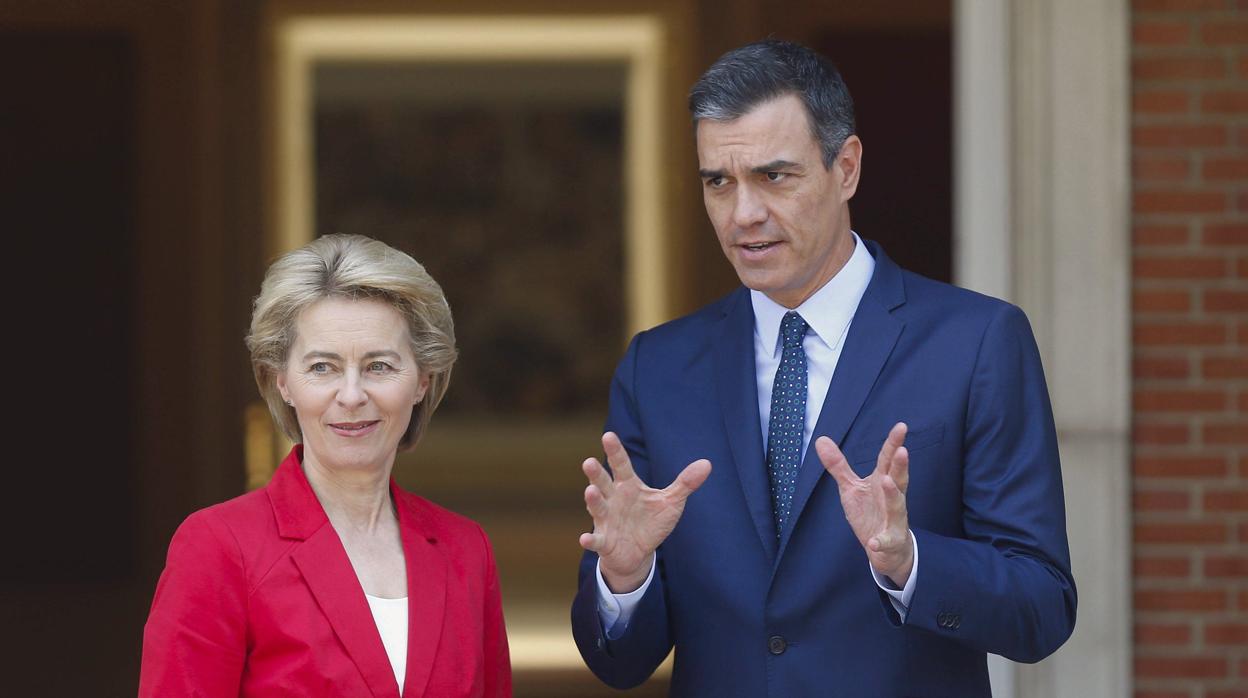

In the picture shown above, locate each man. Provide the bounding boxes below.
[571,39,1076,696]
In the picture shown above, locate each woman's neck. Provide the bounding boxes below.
[300,451,397,532]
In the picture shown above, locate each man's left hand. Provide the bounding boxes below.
[816,422,913,587]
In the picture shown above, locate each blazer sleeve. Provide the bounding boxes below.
[894,303,1077,663]
[571,332,674,689]
[139,509,248,697]
[478,525,513,698]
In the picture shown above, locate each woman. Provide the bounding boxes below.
[140,235,511,697]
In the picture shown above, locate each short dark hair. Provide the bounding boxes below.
[689,39,856,168]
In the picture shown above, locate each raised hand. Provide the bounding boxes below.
[816,422,913,586]
[579,432,712,593]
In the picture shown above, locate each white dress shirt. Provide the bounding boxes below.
[597,233,919,636]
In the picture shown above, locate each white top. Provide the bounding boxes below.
[597,233,918,635]
[365,594,408,693]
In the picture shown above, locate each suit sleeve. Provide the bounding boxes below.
[893,303,1077,663]
[139,510,248,697]
[571,332,673,689]
[478,525,513,698]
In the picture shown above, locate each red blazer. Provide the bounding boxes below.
[139,446,511,697]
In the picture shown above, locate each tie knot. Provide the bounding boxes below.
[780,311,808,349]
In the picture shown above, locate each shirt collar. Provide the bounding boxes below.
[750,231,876,357]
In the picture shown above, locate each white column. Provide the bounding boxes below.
[953,1,1132,697]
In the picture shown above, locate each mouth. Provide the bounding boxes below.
[328,420,381,437]
[737,241,782,255]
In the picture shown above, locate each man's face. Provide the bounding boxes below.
[696,93,861,309]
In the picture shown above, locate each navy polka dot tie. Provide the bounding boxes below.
[767,311,809,538]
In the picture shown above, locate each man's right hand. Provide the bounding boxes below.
[578,432,712,593]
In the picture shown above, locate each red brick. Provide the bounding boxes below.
[1134,124,1228,148]
[1239,392,1248,410]
[1135,489,1192,510]
[1135,224,1190,245]
[1238,258,1248,277]
[1134,56,1227,81]
[1135,522,1228,544]
[1205,554,1248,577]
[1134,89,1191,114]
[1135,422,1192,445]
[1135,291,1192,313]
[1134,456,1230,478]
[1205,623,1248,645]
[1134,257,1227,279]
[1135,190,1227,214]
[1134,323,1227,346]
[1239,54,1248,79]
[1134,0,1229,11]
[1136,355,1191,377]
[1204,489,1248,511]
[1241,591,1248,612]
[1136,621,1193,645]
[1136,555,1192,576]
[1135,20,1194,45]
[1205,290,1248,312]
[1239,191,1248,213]
[1201,90,1248,114]
[1201,20,1248,45]
[1135,654,1228,679]
[1204,223,1248,245]
[1207,692,1248,698]
[1136,589,1228,611]
[1135,156,1191,181]
[1203,356,1248,378]
[1203,421,1247,444]
[1134,691,1190,698]
[1135,389,1227,411]
[1202,156,1248,180]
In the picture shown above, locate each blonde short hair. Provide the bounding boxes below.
[245,234,456,450]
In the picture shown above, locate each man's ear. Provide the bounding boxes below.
[836,135,863,202]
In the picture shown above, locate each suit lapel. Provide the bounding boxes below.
[292,527,400,698]
[712,288,778,562]
[776,243,907,563]
[394,488,447,698]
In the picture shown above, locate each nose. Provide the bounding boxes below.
[336,370,368,409]
[731,183,768,229]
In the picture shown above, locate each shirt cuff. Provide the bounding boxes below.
[869,530,919,622]
[596,553,656,639]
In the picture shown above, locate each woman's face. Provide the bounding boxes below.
[276,297,429,475]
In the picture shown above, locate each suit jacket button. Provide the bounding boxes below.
[951,616,961,629]
[768,635,787,655]
[937,612,948,627]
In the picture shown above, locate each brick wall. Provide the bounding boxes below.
[1132,1,1247,696]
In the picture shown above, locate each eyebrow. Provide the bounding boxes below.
[300,350,403,362]
[698,160,802,179]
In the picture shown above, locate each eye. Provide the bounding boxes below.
[704,175,727,189]
[765,171,788,183]
[368,361,392,373]
[309,362,330,374]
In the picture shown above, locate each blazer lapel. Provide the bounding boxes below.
[393,488,447,698]
[712,288,778,562]
[292,528,401,698]
[776,243,907,563]
[268,447,399,698]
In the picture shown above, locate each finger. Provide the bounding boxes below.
[874,422,908,477]
[891,445,910,494]
[582,457,614,496]
[602,432,638,483]
[579,531,604,552]
[665,459,712,500]
[584,484,608,520]
[815,436,856,488]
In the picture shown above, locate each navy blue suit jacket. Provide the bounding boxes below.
[571,241,1076,697]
